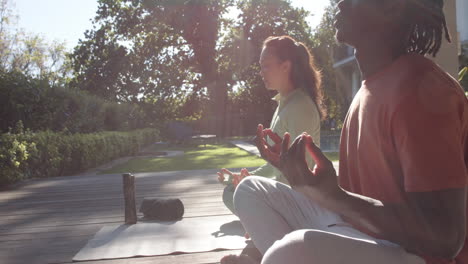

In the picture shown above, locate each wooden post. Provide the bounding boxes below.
[123,173,137,224]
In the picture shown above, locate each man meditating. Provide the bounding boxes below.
[221,0,468,263]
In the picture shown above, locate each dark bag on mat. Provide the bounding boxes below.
[139,198,184,221]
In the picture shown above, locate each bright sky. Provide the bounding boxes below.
[11,0,330,51]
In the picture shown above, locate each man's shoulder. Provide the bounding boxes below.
[396,53,466,111]
[401,53,460,88]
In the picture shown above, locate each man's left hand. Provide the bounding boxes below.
[280,133,341,199]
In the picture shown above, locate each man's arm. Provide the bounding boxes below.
[281,134,466,259]
[301,186,467,259]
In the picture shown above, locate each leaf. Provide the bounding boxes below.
[459,67,467,82]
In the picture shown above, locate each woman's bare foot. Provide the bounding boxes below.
[220,254,260,264]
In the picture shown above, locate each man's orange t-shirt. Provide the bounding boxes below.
[339,53,468,263]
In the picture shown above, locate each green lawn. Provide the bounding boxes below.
[100,143,339,174]
[100,143,265,174]
[324,151,339,162]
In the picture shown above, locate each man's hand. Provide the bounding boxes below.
[280,133,341,198]
[283,134,466,259]
[255,124,282,168]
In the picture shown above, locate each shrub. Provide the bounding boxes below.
[0,128,159,187]
[0,70,151,133]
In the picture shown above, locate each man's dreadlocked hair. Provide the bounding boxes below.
[406,0,451,57]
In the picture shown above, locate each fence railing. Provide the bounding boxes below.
[170,118,342,152]
[320,131,341,152]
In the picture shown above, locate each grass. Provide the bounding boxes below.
[100,143,266,174]
[324,151,339,162]
[100,142,340,174]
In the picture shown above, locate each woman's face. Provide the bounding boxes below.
[259,46,290,91]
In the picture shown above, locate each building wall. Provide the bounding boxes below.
[432,0,459,78]
[457,0,468,43]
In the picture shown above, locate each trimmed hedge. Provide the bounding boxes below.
[0,128,159,187]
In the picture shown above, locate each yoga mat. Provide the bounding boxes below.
[73,215,246,261]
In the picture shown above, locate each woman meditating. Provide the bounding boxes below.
[217,35,326,215]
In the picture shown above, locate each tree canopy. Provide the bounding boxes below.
[70,0,343,136]
[1,0,344,136]
[0,0,71,86]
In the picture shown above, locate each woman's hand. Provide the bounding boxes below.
[255,124,283,169]
[233,168,250,186]
[217,168,250,186]
[217,170,226,183]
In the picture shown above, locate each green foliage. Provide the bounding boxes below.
[312,2,347,128]
[0,128,159,187]
[70,25,134,101]
[0,121,36,185]
[460,67,467,82]
[70,0,231,100]
[459,44,468,92]
[217,0,321,134]
[0,0,72,84]
[70,0,234,135]
[0,69,158,133]
[70,0,342,136]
